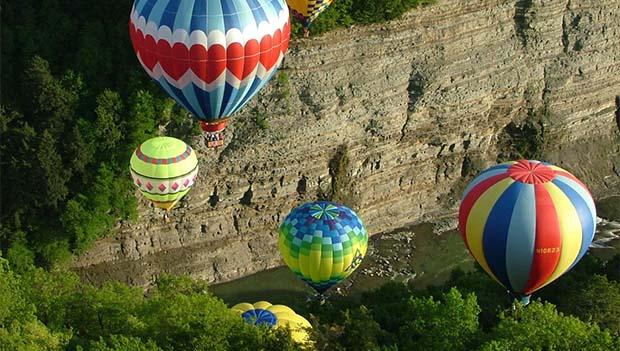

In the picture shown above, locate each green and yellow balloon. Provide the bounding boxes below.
[279,201,368,293]
[130,137,198,211]
[232,301,312,345]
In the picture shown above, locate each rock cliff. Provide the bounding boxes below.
[74,0,620,287]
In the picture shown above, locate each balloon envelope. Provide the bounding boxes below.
[287,0,334,26]
[279,201,368,293]
[459,160,596,296]
[130,137,198,211]
[232,301,312,344]
[129,0,290,124]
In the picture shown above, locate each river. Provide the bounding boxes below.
[211,197,620,306]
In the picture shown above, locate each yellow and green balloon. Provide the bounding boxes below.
[130,137,198,211]
[232,301,312,345]
[279,201,368,293]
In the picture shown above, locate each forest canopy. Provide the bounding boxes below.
[0,253,618,350]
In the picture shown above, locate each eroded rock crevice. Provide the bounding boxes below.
[615,96,620,132]
[514,0,534,48]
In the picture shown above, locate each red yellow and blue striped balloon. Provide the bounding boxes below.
[458,160,596,298]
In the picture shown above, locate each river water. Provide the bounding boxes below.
[212,197,620,306]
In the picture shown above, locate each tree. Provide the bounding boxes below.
[94,90,124,158]
[0,319,70,351]
[67,119,96,182]
[537,254,620,334]
[87,335,162,351]
[4,230,35,273]
[427,267,509,328]
[478,301,618,351]
[36,130,70,210]
[139,275,303,351]
[0,108,39,219]
[20,268,80,331]
[63,282,145,340]
[603,255,620,282]
[395,288,480,351]
[22,56,83,137]
[125,90,158,151]
[0,257,34,325]
[546,275,620,334]
[0,256,70,351]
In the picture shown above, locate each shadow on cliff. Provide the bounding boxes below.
[616,96,620,132]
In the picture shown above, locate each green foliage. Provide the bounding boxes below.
[555,275,620,334]
[351,0,435,24]
[314,305,386,351]
[325,144,360,208]
[20,268,81,330]
[276,72,292,113]
[86,335,162,351]
[0,257,71,351]
[356,285,481,350]
[479,302,618,351]
[64,282,145,341]
[293,0,435,37]
[94,90,124,157]
[0,320,71,351]
[396,289,481,350]
[0,264,305,350]
[4,231,35,273]
[125,90,159,153]
[537,254,620,334]
[603,254,620,282]
[426,267,510,328]
[306,253,620,350]
[0,257,35,325]
[1,2,164,266]
[2,256,620,350]
[36,130,70,210]
[253,108,270,130]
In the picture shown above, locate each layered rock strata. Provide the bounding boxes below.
[74,0,620,287]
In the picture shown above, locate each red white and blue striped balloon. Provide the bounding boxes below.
[459,160,596,297]
[129,0,290,123]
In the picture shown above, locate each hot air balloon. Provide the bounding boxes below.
[279,201,368,294]
[232,301,312,345]
[129,0,291,147]
[286,0,334,36]
[459,160,596,304]
[130,137,198,217]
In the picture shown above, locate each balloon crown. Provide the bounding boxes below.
[309,203,340,220]
[507,160,556,184]
[241,309,278,328]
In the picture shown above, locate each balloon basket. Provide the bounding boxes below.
[204,132,225,148]
[200,120,227,148]
[306,293,327,305]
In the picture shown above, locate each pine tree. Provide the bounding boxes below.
[36,130,70,210]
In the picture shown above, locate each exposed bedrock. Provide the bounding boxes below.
[74,0,620,287]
